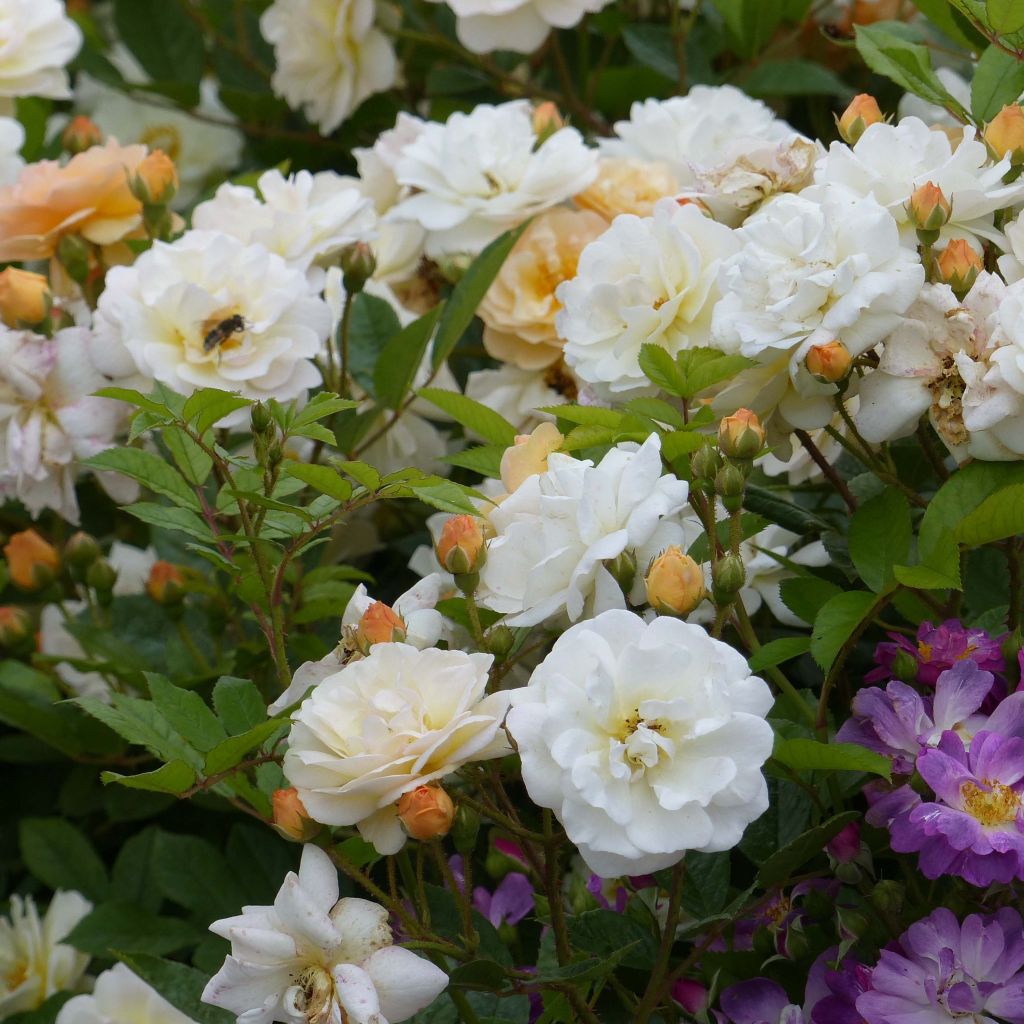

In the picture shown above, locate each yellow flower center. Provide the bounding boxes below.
[294,965,334,1024]
[961,780,1021,827]
[4,961,28,990]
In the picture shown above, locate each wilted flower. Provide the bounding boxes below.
[0,0,82,101]
[508,610,774,876]
[499,422,563,494]
[5,528,59,590]
[57,964,196,1024]
[202,844,448,1024]
[397,785,456,841]
[0,268,50,327]
[283,643,512,853]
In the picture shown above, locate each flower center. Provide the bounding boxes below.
[611,711,671,781]
[290,965,335,1024]
[961,780,1021,827]
[4,961,28,990]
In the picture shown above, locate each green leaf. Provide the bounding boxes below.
[204,719,283,776]
[854,22,969,115]
[162,428,213,487]
[101,760,197,794]
[894,562,960,590]
[638,344,687,396]
[347,293,403,398]
[779,576,842,624]
[212,677,267,734]
[150,833,248,917]
[418,388,517,446]
[743,485,831,535]
[282,463,353,502]
[124,502,215,542]
[739,776,812,863]
[530,944,643,984]
[539,404,625,428]
[622,23,677,80]
[709,0,810,57]
[291,392,360,427]
[115,953,234,1024]
[757,811,861,887]
[146,674,227,753]
[568,911,658,969]
[95,387,172,417]
[335,460,381,491]
[67,902,201,957]
[111,828,164,913]
[623,397,685,428]
[773,738,891,779]
[375,304,444,411]
[681,851,731,919]
[442,445,504,479]
[956,483,1024,546]
[848,487,911,592]
[972,45,1024,123]
[182,389,251,435]
[910,0,988,48]
[742,59,852,97]
[989,0,1024,32]
[86,448,200,510]
[77,694,202,767]
[432,223,530,370]
[748,636,811,673]
[19,818,109,900]
[810,590,881,672]
[112,0,205,89]
[408,480,483,515]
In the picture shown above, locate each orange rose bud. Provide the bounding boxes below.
[500,422,563,494]
[906,181,951,234]
[146,561,186,605]
[61,115,103,154]
[805,340,853,383]
[837,94,883,145]
[4,530,59,590]
[0,606,32,648]
[935,239,983,299]
[272,788,319,841]
[645,546,706,617]
[985,104,1024,165]
[0,268,51,327]
[356,601,407,651]
[132,149,178,205]
[397,785,456,841]
[718,409,766,460]
[435,514,486,575]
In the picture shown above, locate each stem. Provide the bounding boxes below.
[794,429,856,513]
[633,863,685,1023]
[916,420,950,481]
[337,291,355,398]
[542,810,571,965]
[432,842,478,954]
[176,620,212,673]
[1008,539,1022,633]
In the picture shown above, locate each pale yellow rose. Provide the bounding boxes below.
[575,156,679,221]
[478,207,607,370]
[499,421,564,494]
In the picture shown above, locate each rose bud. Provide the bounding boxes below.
[131,149,179,205]
[397,785,456,841]
[718,408,766,460]
[435,514,486,575]
[340,241,377,294]
[827,821,861,863]
[671,980,708,1014]
[837,94,883,145]
[985,104,1024,165]
[272,788,319,841]
[935,239,983,299]
[0,606,32,648]
[355,601,406,651]
[63,531,100,570]
[0,268,51,328]
[146,561,186,605]
[61,115,103,154]
[805,339,852,383]
[499,421,563,494]
[645,546,706,617]
[532,101,565,143]
[906,181,951,235]
[712,552,746,603]
[5,530,60,591]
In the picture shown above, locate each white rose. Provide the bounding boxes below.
[283,643,511,853]
[260,0,397,135]
[557,199,738,400]
[93,231,330,422]
[0,0,81,100]
[507,609,774,876]
[58,965,195,1024]
[202,845,447,1024]
[477,433,690,627]
[0,116,23,186]
[389,101,597,259]
[0,891,92,1017]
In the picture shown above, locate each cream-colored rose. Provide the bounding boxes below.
[499,422,563,493]
[0,140,148,261]
[575,157,680,220]
[478,207,607,370]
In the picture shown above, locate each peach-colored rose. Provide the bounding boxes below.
[397,785,455,841]
[478,207,607,370]
[500,422,564,494]
[575,157,680,221]
[0,140,148,262]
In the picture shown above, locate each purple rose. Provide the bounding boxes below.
[867,618,1005,687]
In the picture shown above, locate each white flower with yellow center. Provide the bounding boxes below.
[203,845,447,1024]
[0,0,81,101]
[0,891,91,1017]
[57,964,196,1024]
[92,230,330,424]
[507,610,774,877]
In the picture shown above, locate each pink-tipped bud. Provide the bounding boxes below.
[435,515,486,575]
[837,94,883,145]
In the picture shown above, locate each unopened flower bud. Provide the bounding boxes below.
[935,239,983,299]
[714,464,746,506]
[272,788,319,842]
[0,268,51,327]
[985,104,1024,165]
[146,561,186,605]
[63,531,100,569]
[131,149,178,206]
[837,94,883,145]
[86,558,117,598]
[250,401,273,435]
[56,234,91,286]
[436,515,486,575]
[5,530,59,591]
[906,181,951,238]
[645,546,706,617]
[712,552,745,602]
[605,548,637,595]
[671,980,708,1015]
[718,409,765,460]
[0,606,32,648]
[485,624,515,658]
[500,422,563,494]
[532,101,564,146]
[355,601,406,652]
[450,804,481,855]
[891,648,919,683]
[805,339,852,383]
[826,821,861,863]
[691,445,722,487]
[397,785,455,841]
[61,115,103,154]
[340,241,377,294]
[870,878,904,916]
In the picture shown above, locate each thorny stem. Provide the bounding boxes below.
[336,291,355,399]
[542,810,572,965]
[633,862,685,1023]
[794,429,857,513]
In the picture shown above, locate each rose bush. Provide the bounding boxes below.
[5,2,1024,1024]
